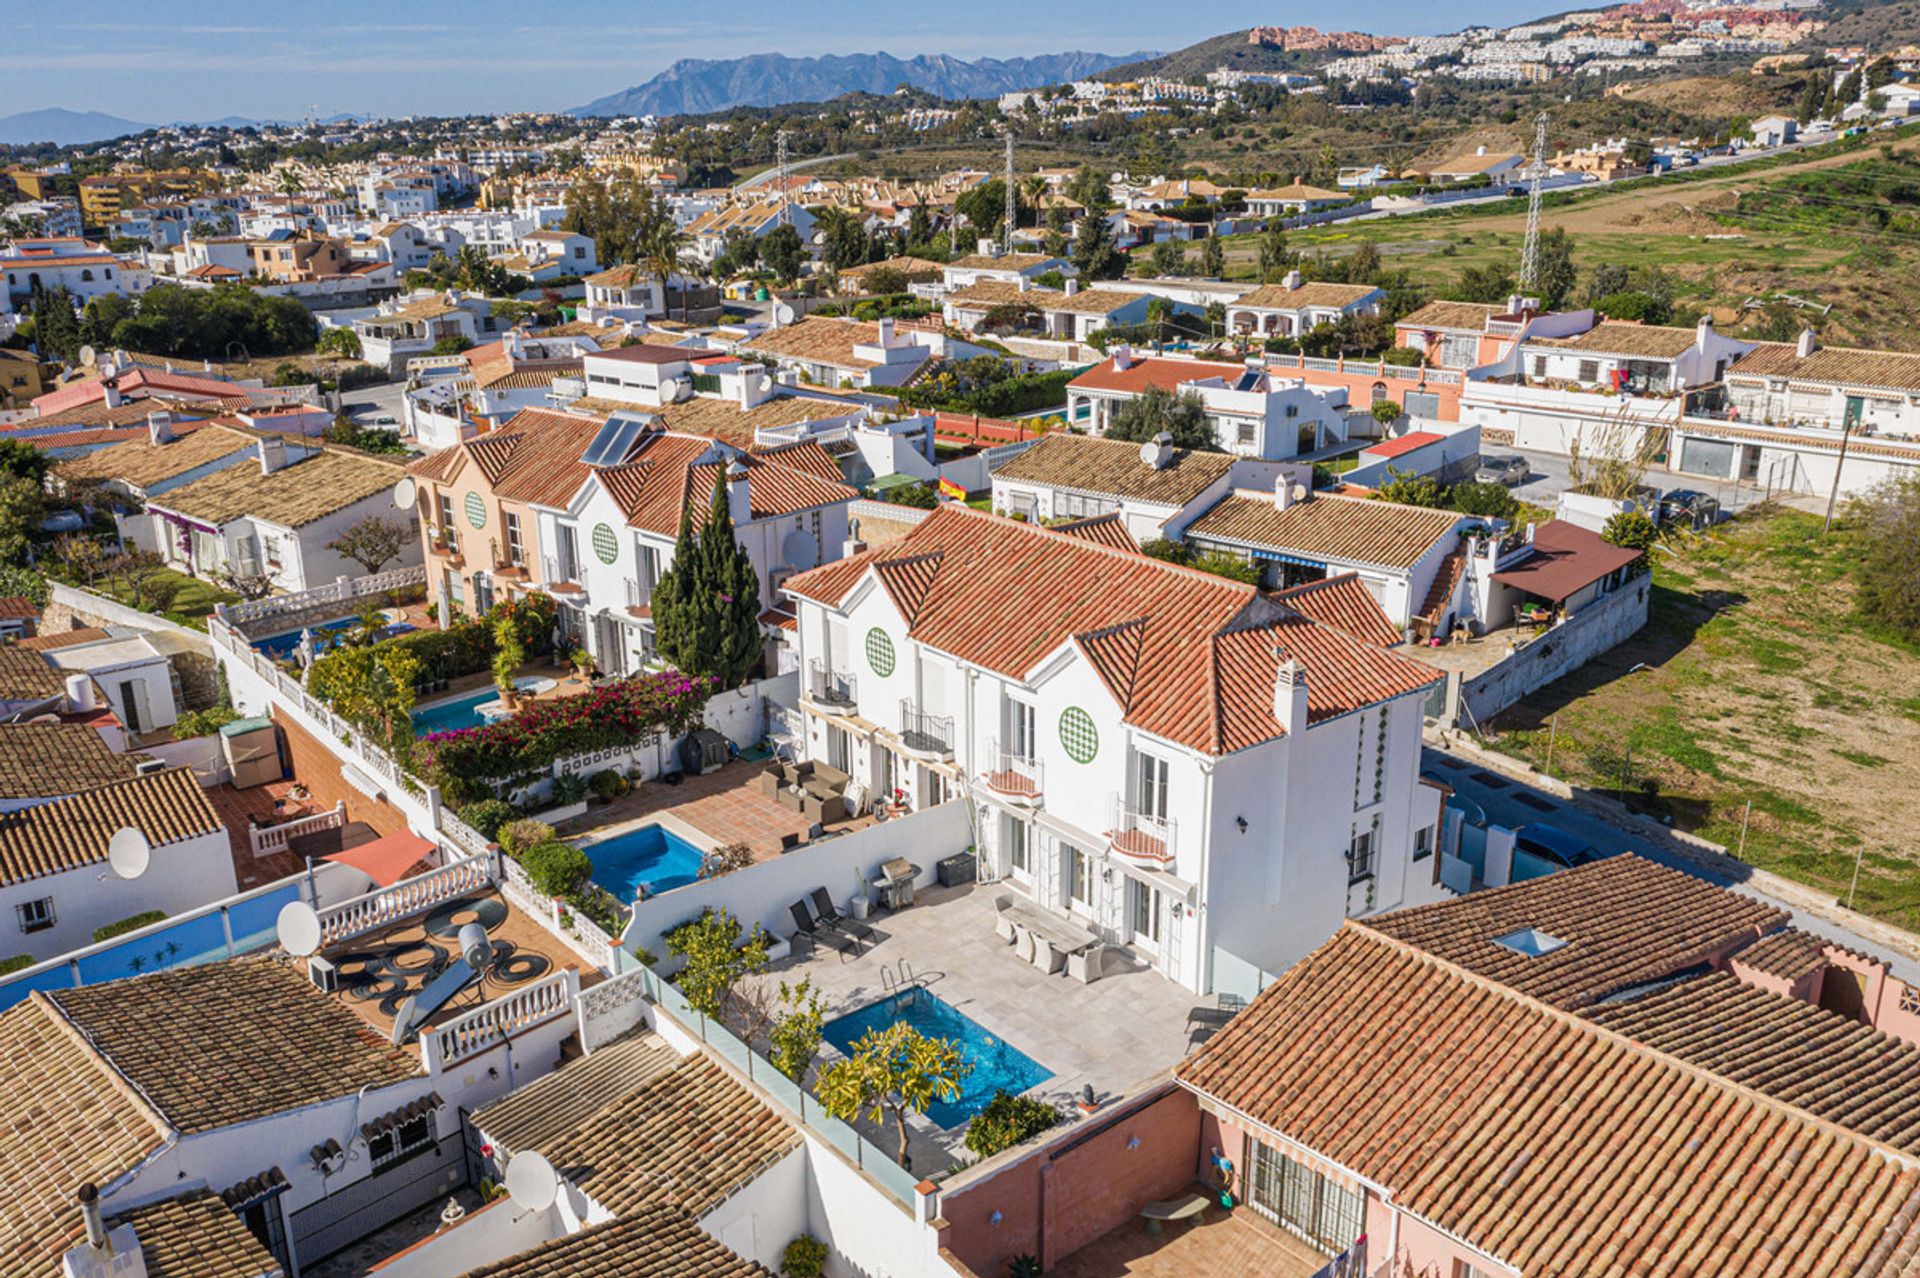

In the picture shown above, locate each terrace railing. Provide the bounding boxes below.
[981,738,1043,803]
[806,660,857,713]
[898,700,954,758]
[249,801,346,859]
[218,565,426,628]
[422,967,579,1071]
[498,850,622,972]
[317,853,493,947]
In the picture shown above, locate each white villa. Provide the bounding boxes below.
[1066,348,1355,460]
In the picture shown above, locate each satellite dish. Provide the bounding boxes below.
[393,476,417,511]
[107,827,151,881]
[79,345,97,367]
[1290,482,1309,503]
[277,901,323,957]
[458,921,492,972]
[505,1151,560,1212]
[780,528,819,571]
[661,376,691,403]
[772,302,796,326]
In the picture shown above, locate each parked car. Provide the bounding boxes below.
[1475,454,1530,486]
[1514,823,1603,870]
[1658,489,1721,530]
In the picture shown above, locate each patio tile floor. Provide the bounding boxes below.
[1050,1203,1328,1278]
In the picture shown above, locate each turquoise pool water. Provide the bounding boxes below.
[821,987,1053,1128]
[583,824,707,900]
[411,689,501,736]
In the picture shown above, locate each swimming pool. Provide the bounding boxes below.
[821,987,1053,1128]
[250,616,362,661]
[411,688,506,736]
[582,824,707,901]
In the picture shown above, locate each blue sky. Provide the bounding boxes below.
[5,1,1549,122]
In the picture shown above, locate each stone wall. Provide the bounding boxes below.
[1457,576,1651,726]
[42,582,223,712]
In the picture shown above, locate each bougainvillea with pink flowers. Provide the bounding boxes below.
[417,671,713,800]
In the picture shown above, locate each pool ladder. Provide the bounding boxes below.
[880,959,919,998]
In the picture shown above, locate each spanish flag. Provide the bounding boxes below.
[938,477,968,502]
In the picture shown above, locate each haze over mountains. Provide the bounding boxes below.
[572,50,1154,117]
[0,108,154,146]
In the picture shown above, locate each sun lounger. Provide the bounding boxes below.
[789,900,858,959]
[809,886,874,943]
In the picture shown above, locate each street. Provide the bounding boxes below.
[1426,743,1920,983]
[339,378,409,428]
[1502,446,1821,519]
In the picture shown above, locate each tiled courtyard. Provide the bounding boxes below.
[752,881,1203,1168]
[556,757,872,861]
[1050,1203,1328,1278]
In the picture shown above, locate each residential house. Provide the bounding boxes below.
[1751,114,1799,146]
[0,767,235,960]
[1126,177,1228,211]
[32,357,267,419]
[942,279,1181,345]
[989,431,1274,543]
[577,263,664,322]
[741,317,932,389]
[75,168,217,225]
[0,237,151,311]
[1172,854,1920,1278]
[350,221,437,272]
[1393,299,1514,369]
[836,255,945,295]
[1410,148,1528,184]
[518,228,597,273]
[245,233,353,283]
[782,503,1446,991]
[1243,181,1348,217]
[0,347,46,408]
[140,440,419,594]
[1067,348,1355,459]
[54,417,281,511]
[1472,517,1647,630]
[686,202,815,264]
[43,631,186,741]
[1224,272,1384,339]
[354,291,503,376]
[939,248,1074,291]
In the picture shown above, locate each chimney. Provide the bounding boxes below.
[725,458,751,526]
[1140,430,1174,471]
[1476,145,1488,156]
[1272,654,1309,738]
[1112,344,1132,372]
[145,411,172,446]
[1292,174,1304,186]
[977,236,998,258]
[845,517,867,558]
[1064,278,1079,296]
[1283,269,1302,291]
[79,1185,107,1252]
[876,316,895,347]
[1796,327,1818,358]
[101,382,122,409]
[1016,275,1029,293]
[1274,475,1297,511]
[257,435,289,476]
[1695,314,1714,352]
[61,1183,147,1278]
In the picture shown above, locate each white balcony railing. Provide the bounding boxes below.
[422,967,579,1070]
[316,853,493,947]
[807,660,857,713]
[249,800,346,859]
[982,737,1043,802]
[1109,795,1176,868]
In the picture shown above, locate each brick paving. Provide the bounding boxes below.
[1051,1203,1327,1278]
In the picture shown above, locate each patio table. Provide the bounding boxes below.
[997,897,1098,954]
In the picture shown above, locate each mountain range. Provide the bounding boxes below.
[573,50,1153,118]
[0,108,153,146]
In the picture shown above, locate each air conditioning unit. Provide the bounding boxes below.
[308,954,338,993]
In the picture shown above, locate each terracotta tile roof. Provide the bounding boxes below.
[1363,429,1446,460]
[56,423,256,488]
[1490,519,1643,603]
[743,318,909,373]
[1069,353,1249,397]
[472,359,580,390]
[1415,544,1468,627]
[23,402,215,430]
[785,504,1439,755]
[946,279,1043,308]
[652,393,855,450]
[0,997,169,1276]
[1532,320,1700,359]
[1246,181,1343,202]
[376,295,468,323]
[948,252,1055,271]
[157,448,407,529]
[1052,512,1139,552]
[1585,971,1920,1155]
[456,1202,771,1278]
[114,1191,286,1278]
[1732,927,1842,982]
[474,1030,678,1154]
[0,644,70,703]
[488,410,623,509]
[0,767,222,888]
[1230,281,1380,311]
[1186,492,1463,572]
[597,434,854,536]
[843,254,945,279]
[1177,920,1920,1278]
[0,596,36,622]
[1268,573,1398,646]
[1367,854,1787,1009]
[1398,300,1501,332]
[994,433,1234,506]
[0,722,137,797]
[583,263,649,288]
[586,343,692,366]
[14,627,111,652]
[47,955,420,1134]
[1728,341,1920,392]
[544,1059,799,1217]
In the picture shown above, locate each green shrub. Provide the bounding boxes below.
[497,819,554,858]
[174,704,241,739]
[458,799,519,841]
[964,1089,1062,1158]
[550,772,590,806]
[0,954,34,976]
[588,769,628,802]
[520,839,592,897]
[1450,482,1519,519]
[92,910,167,943]
[781,1234,829,1278]
[1602,509,1660,551]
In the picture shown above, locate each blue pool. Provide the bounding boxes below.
[252,617,417,661]
[411,688,502,736]
[584,824,707,901]
[822,988,1052,1128]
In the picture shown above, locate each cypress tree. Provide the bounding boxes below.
[652,468,763,688]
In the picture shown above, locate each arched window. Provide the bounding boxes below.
[80,269,94,282]
[1371,382,1389,403]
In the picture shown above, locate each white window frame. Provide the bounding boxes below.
[17,897,55,933]
[1066,843,1092,909]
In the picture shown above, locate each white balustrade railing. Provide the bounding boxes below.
[498,852,621,972]
[249,801,346,858]
[426,968,578,1069]
[317,854,492,946]
[220,565,426,627]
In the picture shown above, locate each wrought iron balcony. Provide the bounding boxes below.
[806,660,858,713]
[898,699,954,758]
[982,737,1043,803]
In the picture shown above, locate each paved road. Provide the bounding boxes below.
[1426,743,1919,983]
[339,379,409,428]
[1492,445,1826,519]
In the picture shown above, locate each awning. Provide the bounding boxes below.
[323,829,437,887]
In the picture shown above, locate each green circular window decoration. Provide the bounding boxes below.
[1059,707,1098,765]
[864,628,896,678]
[463,491,486,530]
[591,523,619,565]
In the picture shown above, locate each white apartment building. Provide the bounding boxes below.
[0,237,152,311]
[1067,348,1356,460]
[783,504,1448,991]
[1224,271,1384,338]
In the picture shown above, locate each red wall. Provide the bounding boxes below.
[1265,353,1464,421]
[937,1085,1202,1274]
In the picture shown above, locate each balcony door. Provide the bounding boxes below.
[1244,1136,1365,1255]
[1007,699,1037,761]
[1134,751,1170,823]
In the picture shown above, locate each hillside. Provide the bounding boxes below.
[573,50,1151,118]
[0,107,151,146]
[1097,31,1325,82]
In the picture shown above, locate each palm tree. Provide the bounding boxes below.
[641,219,693,323]
[276,169,303,199]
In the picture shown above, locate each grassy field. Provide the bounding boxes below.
[1482,506,1920,930]
[57,566,240,632]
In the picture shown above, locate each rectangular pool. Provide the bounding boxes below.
[821,987,1052,1128]
[583,824,707,901]
[411,689,500,736]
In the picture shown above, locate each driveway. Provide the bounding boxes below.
[339,379,410,429]
[1425,743,1919,982]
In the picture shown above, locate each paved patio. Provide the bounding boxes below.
[555,758,873,862]
[1051,1203,1328,1278]
[752,881,1200,1169]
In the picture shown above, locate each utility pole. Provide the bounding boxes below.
[1822,414,1855,532]
[1003,129,1017,256]
[1518,112,1551,293]
[774,130,791,226]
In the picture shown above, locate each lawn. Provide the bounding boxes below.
[58,566,241,632]
[1481,506,1920,930]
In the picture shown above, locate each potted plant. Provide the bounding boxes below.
[570,645,594,680]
